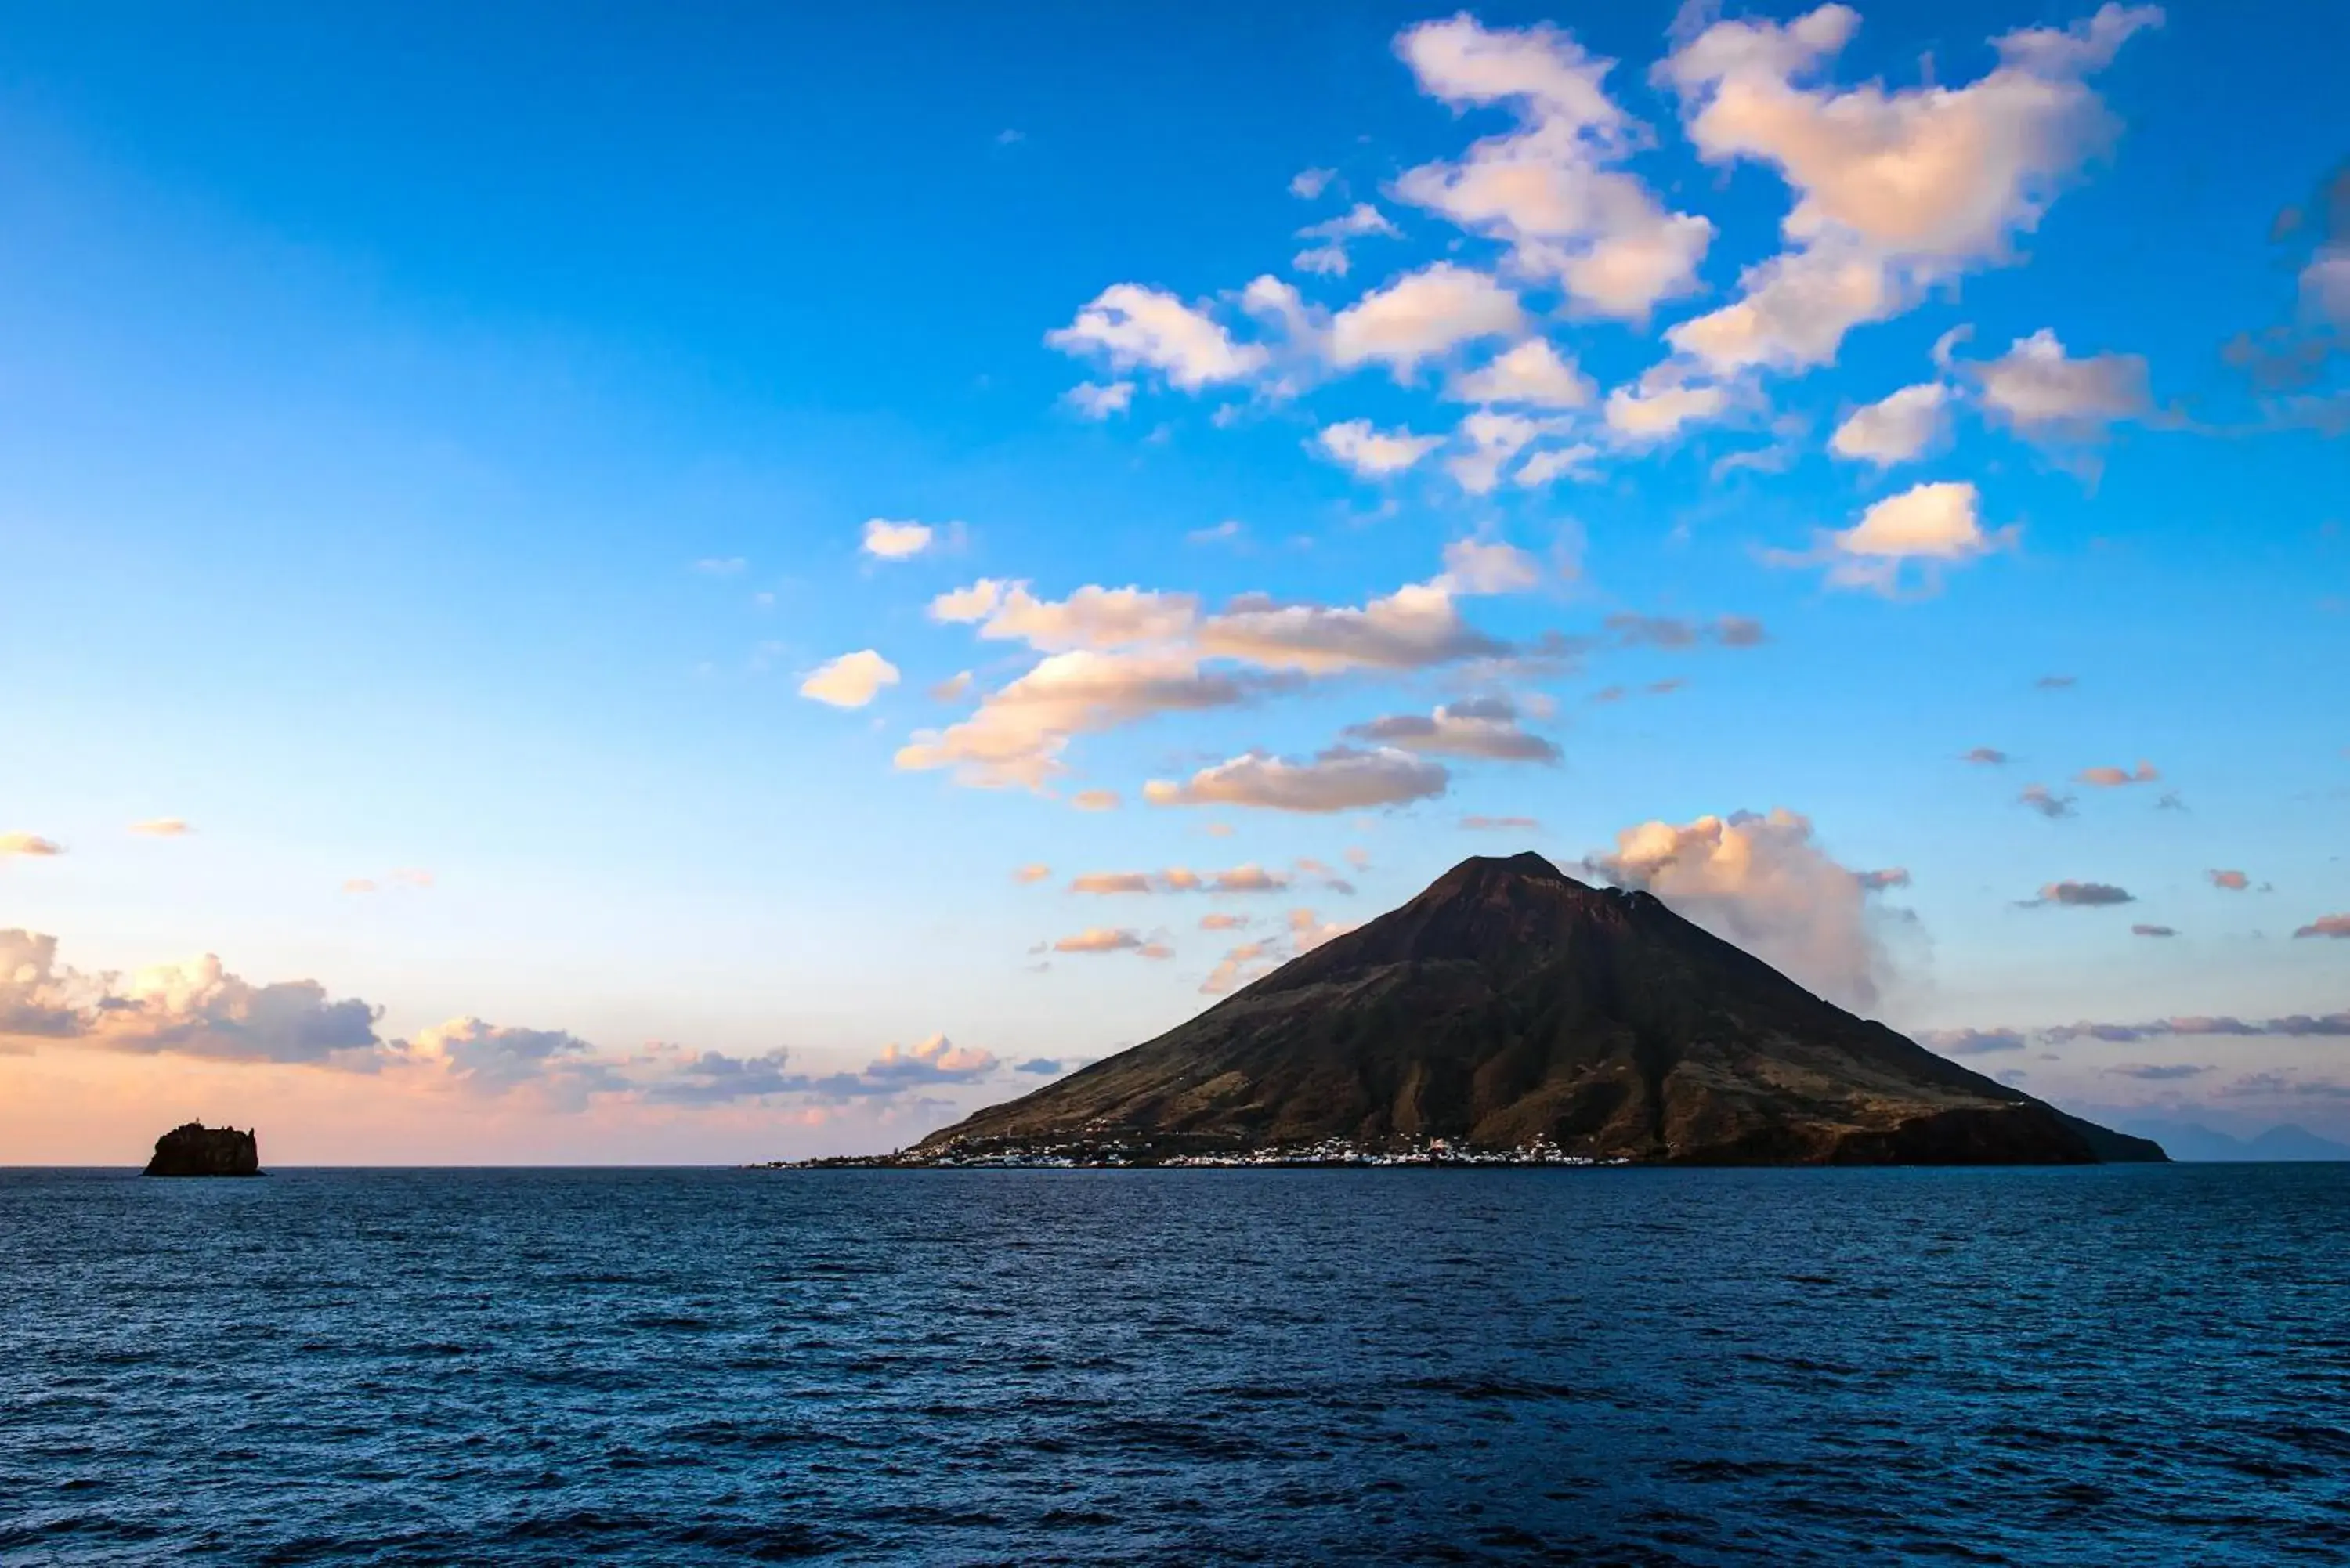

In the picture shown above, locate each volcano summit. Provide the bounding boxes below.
[913,853,2162,1165]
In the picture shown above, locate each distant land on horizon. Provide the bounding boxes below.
[889,853,2166,1167]
[2116,1121,2350,1162]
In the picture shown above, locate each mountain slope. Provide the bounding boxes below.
[921,852,2165,1165]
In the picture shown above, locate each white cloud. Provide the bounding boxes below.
[1439,537,1542,594]
[129,818,194,837]
[861,518,935,560]
[1293,203,1401,278]
[1448,338,1596,408]
[931,580,1200,652]
[1604,374,1729,442]
[1589,807,1904,1010]
[1198,579,1504,674]
[1,833,64,858]
[895,649,1255,788]
[1393,15,1713,319]
[1329,263,1524,375]
[1830,382,1950,465]
[1053,927,1148,954]
[1315,419,1443,478]
[1665,242,1895,374]
[866,1033,999,1082]
[1446,411,1571,494]
[1776,480,2012,594]
[1048,283,1269,390]
[799,649,902,708]
[1063,381,1137,419]
[1290,167,1336,200]
[405,1017,612,1100]
[1515,444,1602,486]
[1657,3,2160,375]
[1,928,385,1065]
[1145,746,1448,813]
[1971,328,2152,439]
[2303,251,2350,328]
[1343,696,1560,762]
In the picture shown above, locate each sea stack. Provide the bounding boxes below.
[920,852,2167,1166]
[143,1122,262,1177]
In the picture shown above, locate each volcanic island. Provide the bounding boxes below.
[786,853,2164,1169]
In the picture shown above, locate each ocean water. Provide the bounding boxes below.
[3,1166,2347,1566]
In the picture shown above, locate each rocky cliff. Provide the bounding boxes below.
[143,1122,262,1177]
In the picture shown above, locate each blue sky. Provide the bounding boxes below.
[3,1,2345,1161]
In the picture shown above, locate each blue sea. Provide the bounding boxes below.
[4,1165,2347,1566]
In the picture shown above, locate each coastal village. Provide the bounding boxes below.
[756,1135,1636,1169]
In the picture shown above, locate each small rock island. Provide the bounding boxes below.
[143,1122,262,1177]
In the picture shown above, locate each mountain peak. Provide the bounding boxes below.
[918,852,2167,1165]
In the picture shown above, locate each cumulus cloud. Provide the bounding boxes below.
[1440,537,1544,594]
[1777,480,2012,594]
[1014,1057,1065,1076]
[2108,1062,2208,1081]
[1053,927,1148,954]
[2208,869,2251,891]
[1290,167,1336,200]
[1449,338,1596,408]
[1446,410,1575,493]
[1605,612,1769,649]
[1146,746,1449,813]
[929,579,1200,652]
[895,650,1261,788]
[1664,241,1896,374]
[1915,1028,2029,1057]
[1514,444,1603,487]
[2295,914,2350,939]
[1969,329,2153,440]
[866,1033,1000,1083]
[1293,202,1401,277]
[1063,381,1136,420]
[1197,580,1506,674]
[1068,872,1154,896]
[1829,382,1950,465]
[1048,284,1269,389]
[1658,3,2160,374]
[1962,747,2009,765]
[1200,912,1250,931]
[1013,863,1053,884]
[800,649,901,708]
[909,549,1524,790]
[1343,696,1560,762]
[403,1017,615,1101]
[2034,1011,2350,1043]
[1316,419,1444,478]
[1070,789,1121,812]
[2077,761,2159,787]
[129,818,194,837]
[1603,373,1729,442]
[1587,807,1903,1009]
[2032,880,2135,906]
[861,518,935,560]
[1393,14,1712,318]
[1068,865,1294,896]
[2131,923,2178,938]
[1,833,63,858]
[1,927,386,1066]
[1462,814,1542,831]
[1198,907,1358,995]
[1328,263,1525,375]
